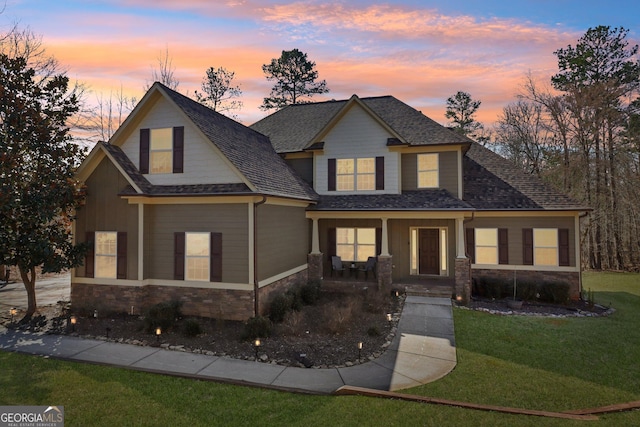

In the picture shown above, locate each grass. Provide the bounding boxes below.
[1,271,640,426]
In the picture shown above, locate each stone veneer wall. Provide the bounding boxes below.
[307,253,323,282]
[472,269,581,300]
[71,282,254,321]
[257,268,309,316]
[455,258,471,304]
[377,255,393,292]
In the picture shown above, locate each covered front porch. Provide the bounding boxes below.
[306,211,473,302]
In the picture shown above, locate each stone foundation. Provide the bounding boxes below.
[307,253,323,282]
[455,257,471,304]
[472,269,581,300]
[377,255,393,292]
[71,282,254,321]
[257,268,308,316]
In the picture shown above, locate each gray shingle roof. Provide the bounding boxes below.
[250,95,473,153]
[310,190,473,211]
[158,84,317,201]
[464,143,588,210]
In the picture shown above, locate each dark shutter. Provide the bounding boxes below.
[116,232,127,279]
[376,227,382,256]
[465,228,475,263]
[559,228,570,266]
[173,126,184,173]
[174,232,185,280]
[85,232,95,278]
[498,228,509,265]
[375,156,385,190]
[327,159,336,191]
[327,228,336,257]
[210,232,223,282]
[522,228,534,265]
[140,128,150,174]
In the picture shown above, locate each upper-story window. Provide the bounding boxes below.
[95,231,117,278]
[150,128,173,174]
[337,158,375,191]
[328,157,384,192]
[139,127,184,174]
[418,153,439,188]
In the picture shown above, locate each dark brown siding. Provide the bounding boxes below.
[401,151,459,197]
[74,158,139,279]
[256,205,309,281]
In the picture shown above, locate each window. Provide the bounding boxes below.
[475,228,498,264]
[185,232,210,281]
[140,127,184,174]
[418,153,439,188]
[534,228,558,266]
[336,228,376,262]
[336,158,375,191]
[95,232,117,278]
[150,128,173,174]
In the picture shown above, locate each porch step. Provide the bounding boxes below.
[404,284,454,298]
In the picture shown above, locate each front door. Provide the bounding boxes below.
[419,229,440,275]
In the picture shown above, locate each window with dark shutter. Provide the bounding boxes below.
[375,157,384,190]
[558,228,570,266]
[498,228,509,264]
[465,228,475,263]
[173,126,184,173]
[522,228,534,265]
[174,232,185,280]
[328,159,336,191]
[117,232,127,279]
[210,232,222,282]
[85,231,95,278]
[140,128,150,174]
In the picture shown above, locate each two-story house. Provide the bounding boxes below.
[72,83,588,320]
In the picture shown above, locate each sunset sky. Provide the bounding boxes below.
[2,1,639,128]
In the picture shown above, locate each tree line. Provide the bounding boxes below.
[450,26,640,272]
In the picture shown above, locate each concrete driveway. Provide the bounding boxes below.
[0,273,70,318]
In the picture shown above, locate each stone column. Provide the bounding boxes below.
[377,255,393,292]
[308,253,323,282]
[455,257,471,304]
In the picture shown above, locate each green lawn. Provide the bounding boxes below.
[1,271,639,426]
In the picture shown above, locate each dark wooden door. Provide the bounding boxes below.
[419,229,440,275]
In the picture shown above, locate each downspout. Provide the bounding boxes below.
[253,196,267,317]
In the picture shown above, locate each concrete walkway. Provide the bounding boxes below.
[0,295,456,394]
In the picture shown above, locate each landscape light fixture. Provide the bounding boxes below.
[386,313,392,326]
[357,341,363,363]
[456,295,463,302]
[155,327,162,343]
[254,338,261,361]
[10,307,17,323]
[70,315,77,332]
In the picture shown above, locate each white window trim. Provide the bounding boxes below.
[336,157,375,191]
[185,232,210,281]
[417,153,439,188]
[475,228,498,265]
[336,227,376,262]
[95,231,117,279]
[533,228,559,267]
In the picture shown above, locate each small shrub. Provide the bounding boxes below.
[182,318,203,337]
[321,295,358,334]
[269,293,292,323]
[538,282,570,304]
[286,287,304,312]
[300,280,321,305]
[367,326,381,337]
[242,316,272,340]
[516,280,538,301]
[364,289,387,314]
[144,300,183,333]
[280,310,306,335]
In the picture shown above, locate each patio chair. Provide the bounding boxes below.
[358,256,377,280]
[331,256,346,277]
